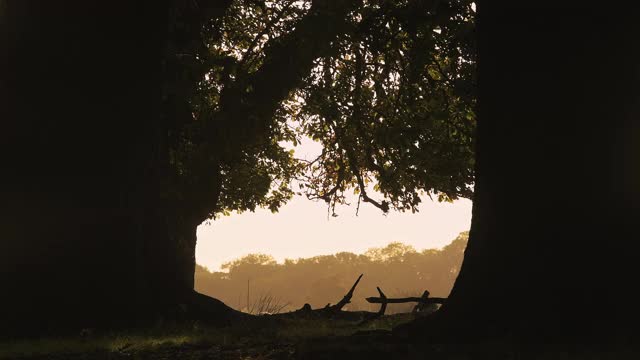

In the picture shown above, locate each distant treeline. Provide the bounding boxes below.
[195,232,468,314]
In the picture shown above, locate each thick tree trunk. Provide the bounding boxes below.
[407,3,639,342]
[0,1,194,334]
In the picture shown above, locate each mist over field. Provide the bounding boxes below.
[196,232,468,314]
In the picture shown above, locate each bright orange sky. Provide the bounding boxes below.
[195,137,473,271]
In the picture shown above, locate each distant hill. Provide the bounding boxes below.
[195,231,468,314]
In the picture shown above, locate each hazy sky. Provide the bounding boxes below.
[196,195,472,272]
[195,137,473,271]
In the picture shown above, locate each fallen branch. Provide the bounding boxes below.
[366,295,446,305]
[412,290,437,313]
[361,288,446,325]
[263,276,446,326]
[329,273,363,312]
[359,287,387,325]
[274,274,367,320]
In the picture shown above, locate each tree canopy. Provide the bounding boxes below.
[0,0,476,334]
[163,0,475,223]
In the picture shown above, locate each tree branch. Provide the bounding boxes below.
[358,286,387,325]
[365,296,446,305]
[238,0,296,71]
[216,0,358,155]
[330,273,363,311]
[343,145,389,213]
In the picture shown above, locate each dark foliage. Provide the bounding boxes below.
[1,0,475,334]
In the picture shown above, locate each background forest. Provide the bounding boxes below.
[196,231,467,314]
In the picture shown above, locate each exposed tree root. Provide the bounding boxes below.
[184,290,250,326]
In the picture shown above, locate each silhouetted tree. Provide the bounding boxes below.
[2,0,475,333]
[8,1,635,344]
[397,3,639,342]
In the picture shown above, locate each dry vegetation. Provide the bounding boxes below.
[196,232,468,314]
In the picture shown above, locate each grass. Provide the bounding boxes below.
[4,315,635,359]
[0,314,414,359]
[1,331,205,359]
[246,292,291,315]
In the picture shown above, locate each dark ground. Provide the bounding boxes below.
[2,315,638,360]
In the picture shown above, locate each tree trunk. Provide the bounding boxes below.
[0,1,192,334]
[410,3,639,342]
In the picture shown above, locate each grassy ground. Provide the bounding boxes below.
[0,314,413,359]
[2,314,638,360]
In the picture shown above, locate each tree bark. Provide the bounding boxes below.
[0,1,183,334]
[400,3,639,342]
[0,0,364,335]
